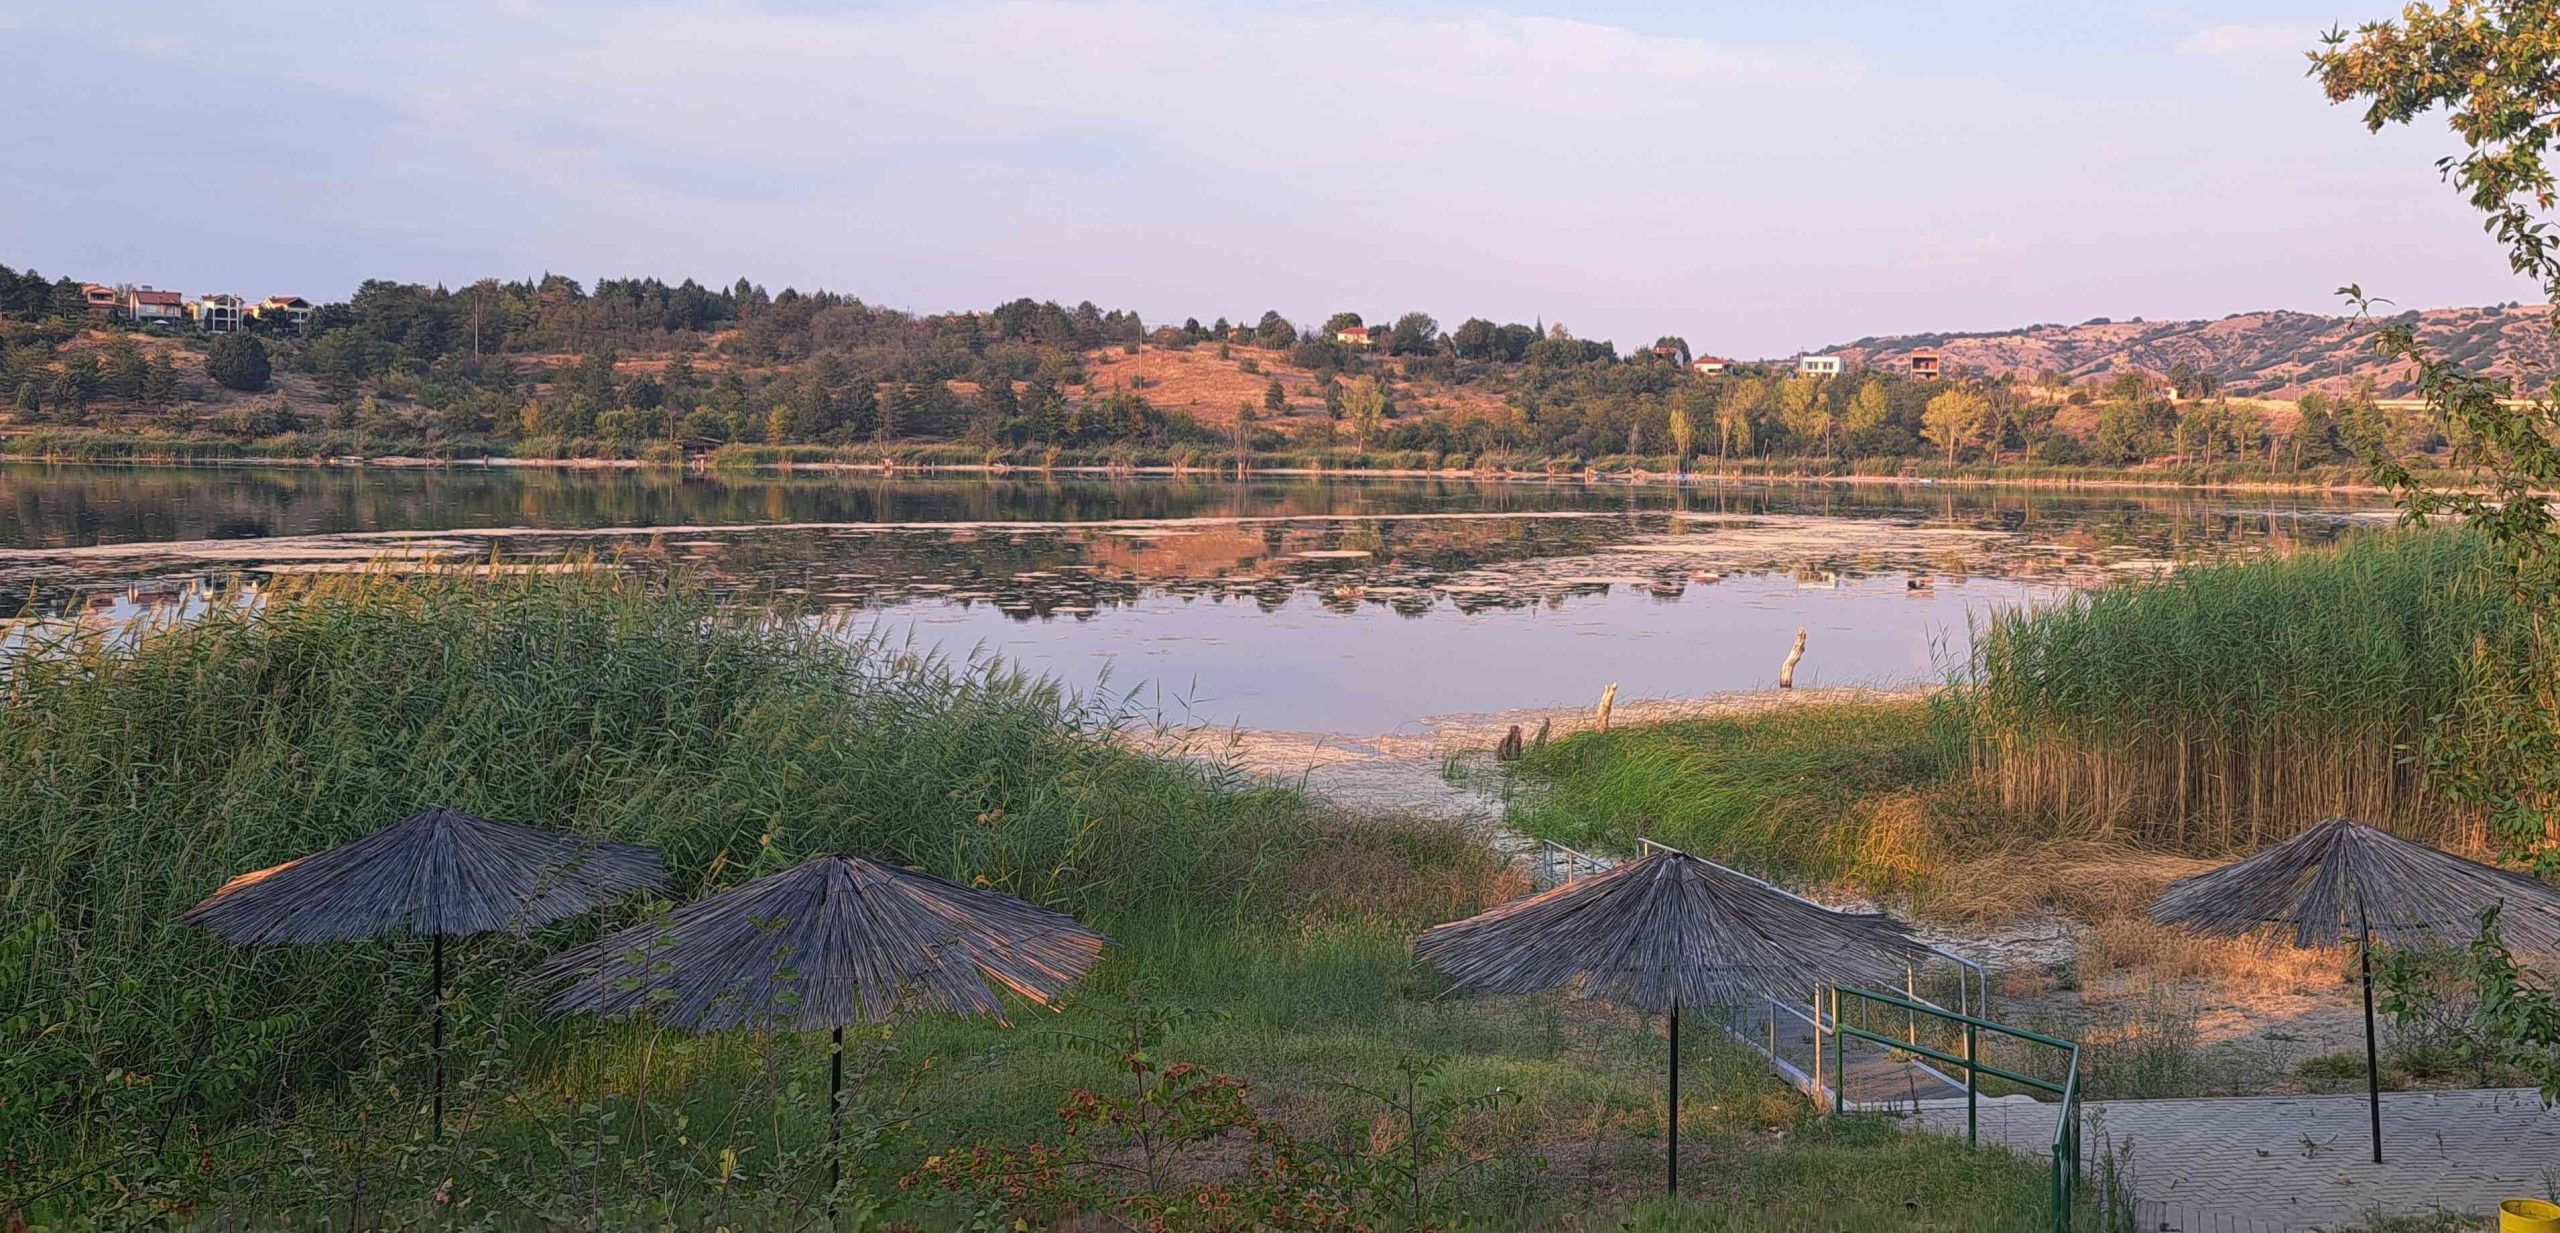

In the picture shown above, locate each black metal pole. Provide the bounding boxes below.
[431,931,446,1140]
[829,1025,844,1209]
[1667,1004,1680,1199]
[2361,929,2383,1164]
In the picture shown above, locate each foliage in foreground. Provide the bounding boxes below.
[0,570,2063,1230]
[0,569,1332,1211]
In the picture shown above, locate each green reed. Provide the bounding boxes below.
[0,567,1328,1184]
[1959,528,2521,849]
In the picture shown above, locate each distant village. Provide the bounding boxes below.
[75,283,313,336]
[1323,322,1943,384]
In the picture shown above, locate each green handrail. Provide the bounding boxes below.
[1832,985,2083,1233]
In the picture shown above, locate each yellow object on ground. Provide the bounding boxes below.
[2502,1198,2560,1232]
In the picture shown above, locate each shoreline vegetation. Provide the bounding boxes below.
[2,568,2067,1231]
[0,429,2447,497]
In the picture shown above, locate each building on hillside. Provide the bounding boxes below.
[252,295,314,334]
[80,284,120,320]
[123,286,186,328]
[1908,350,1942,381]
[1796,354,1843,377]
[191,293,244,333]
[1650,344,1685,362]
[1334,324,1373,348]
[1690,356,1730,376]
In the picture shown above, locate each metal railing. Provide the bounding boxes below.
[1834,985,2084,1233]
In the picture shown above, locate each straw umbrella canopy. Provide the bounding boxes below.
[184,805,667,1136]
[2149,816,2560,1163]
[1416,849,1933,1197]
[525,853,1112,1196]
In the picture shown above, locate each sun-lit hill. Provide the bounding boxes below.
[1077,342,1510,433]
[1829,304,2556,398]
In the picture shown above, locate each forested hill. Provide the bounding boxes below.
[1829,303,2555,398]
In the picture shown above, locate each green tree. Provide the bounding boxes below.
[1263,377,1286,415]
[1667,390,1697,471]
[2316,4,2560,1101]
[206,333,272,392]
[1341,375,1386,451]
[140,354,179,407]
[1922,387,1989,464]
[1846,378,1892,443]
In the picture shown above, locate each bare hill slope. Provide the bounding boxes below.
[1831,304,2553,397]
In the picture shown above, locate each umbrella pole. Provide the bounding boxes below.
[1667,1002,1680,1199]
[431,931,446,1140]
[829,1025,844,1210]
[2360,927,2382,1164]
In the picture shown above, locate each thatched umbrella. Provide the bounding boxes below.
[184,806,666,1137]
[1415,849,1932,1197]
[2149,816,2560,1163]
[526,854,1111,1197]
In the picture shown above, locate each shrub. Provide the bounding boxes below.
[206,332,272,391]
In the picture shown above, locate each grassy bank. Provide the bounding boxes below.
[2,571,2062,1230]
[1504,702,1959,890]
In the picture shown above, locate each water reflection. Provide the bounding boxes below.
[0,465,2388,729]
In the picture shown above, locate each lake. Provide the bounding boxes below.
[0,463,2388,732]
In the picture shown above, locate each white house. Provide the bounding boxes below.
[1796,354,1843,377]
[252,295,314,334]
[191,293,244,333]
[1690,356,1730,376]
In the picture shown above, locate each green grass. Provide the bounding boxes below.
[3,570,2063,1230]
[1504,701,1957,887]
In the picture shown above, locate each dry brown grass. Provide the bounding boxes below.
[1933,839,2344,993]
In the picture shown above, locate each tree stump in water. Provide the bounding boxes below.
[1779,627,1807,689]
[1532,718,1551,749]
[1595,683,1618,731]
[1496,725,1524,762]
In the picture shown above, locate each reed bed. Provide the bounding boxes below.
[1958,529,2519,851]
[0,567,1332,1178]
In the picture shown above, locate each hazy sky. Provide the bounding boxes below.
[2,1,2536,355]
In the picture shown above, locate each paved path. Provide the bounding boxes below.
[1912,1088,2560,1231]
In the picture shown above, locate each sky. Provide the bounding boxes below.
[1,0,2538,356]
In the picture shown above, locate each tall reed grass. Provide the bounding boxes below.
[1958,529,2520,850]
[0,568,1332,1178]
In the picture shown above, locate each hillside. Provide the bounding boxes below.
[1830,304,2556,398]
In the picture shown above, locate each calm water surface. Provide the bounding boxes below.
[0,464,2389,731]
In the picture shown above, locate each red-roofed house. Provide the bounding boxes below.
[80,284,120,320]
[1690,357,1729,376]
[1334,324,1373,348]
[123,286,186,327]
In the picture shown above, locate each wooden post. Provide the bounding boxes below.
[1496,725,1524,762]
[1595,683,1618,731]
[1779,627,1807,689]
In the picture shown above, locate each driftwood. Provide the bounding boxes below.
[1778,628,1807,689]
[1496,725,1525,762]
[1532,718,1551,749]
[1595,683,1618,732]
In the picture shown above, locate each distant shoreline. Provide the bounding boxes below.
[0,446,2422,499]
